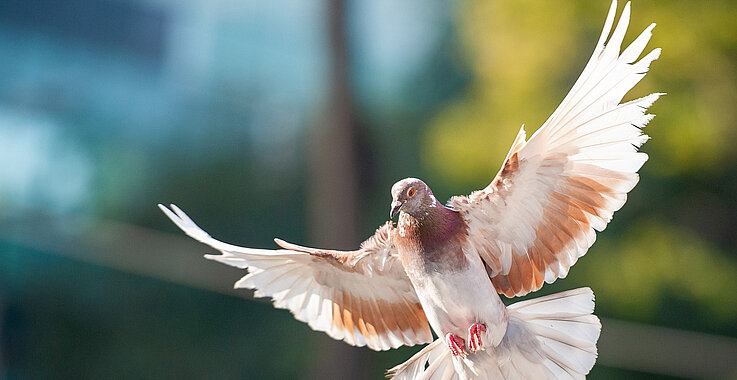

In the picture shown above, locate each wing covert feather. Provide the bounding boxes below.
[451,1,661,297]
[159,204,432,350]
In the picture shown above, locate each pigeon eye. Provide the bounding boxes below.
[407,188,416,197]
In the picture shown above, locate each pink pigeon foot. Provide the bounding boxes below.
[445,333,468,358]
[467,323,487,353]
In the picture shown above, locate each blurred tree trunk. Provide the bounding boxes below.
[0,301,8,380]
[309,0,357,252]
[307,0,371,378]
[0,303,5,378]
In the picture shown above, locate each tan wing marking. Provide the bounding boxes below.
[491,172,623,297]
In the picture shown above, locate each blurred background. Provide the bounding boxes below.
[1,0,736,378]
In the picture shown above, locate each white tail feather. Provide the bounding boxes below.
[388,288,601,380]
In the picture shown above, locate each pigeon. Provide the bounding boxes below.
[160,1,660,378]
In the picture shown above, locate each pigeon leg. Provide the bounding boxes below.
[445,333,468,358]
[467,323,487,353]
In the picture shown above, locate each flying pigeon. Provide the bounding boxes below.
[160,1,660,378]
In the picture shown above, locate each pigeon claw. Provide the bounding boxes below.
[445,333,468,358]
[468,323,487,353]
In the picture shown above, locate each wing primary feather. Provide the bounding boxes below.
[159,204,430,349]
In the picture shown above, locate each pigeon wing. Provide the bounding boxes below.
[449,1,662,297]
[159,204,433,350]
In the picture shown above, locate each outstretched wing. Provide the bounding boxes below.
[450,1,662,297]
[159,204,432,351]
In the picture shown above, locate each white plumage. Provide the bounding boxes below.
[160,1,660,378]
[160,205,433,351]
[389,288,600,380]
[450,0,662,298]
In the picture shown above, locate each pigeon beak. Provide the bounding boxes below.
[390,200,403,219]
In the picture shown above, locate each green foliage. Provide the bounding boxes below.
[639,0,737,176]
[424,1,595,187]
[577,220,737,324]
[426,1,737,183]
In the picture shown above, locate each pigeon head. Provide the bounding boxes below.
[390,178,438,219]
